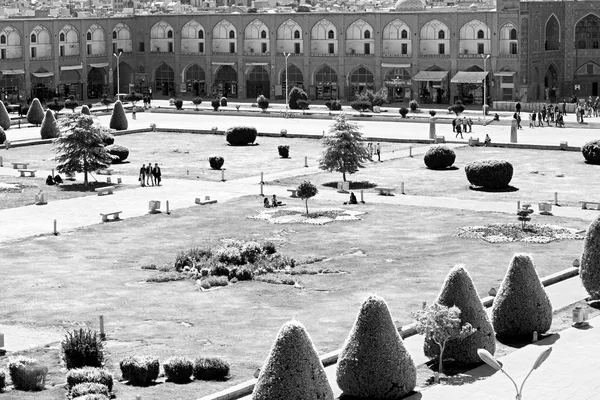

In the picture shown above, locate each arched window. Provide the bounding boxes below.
[198,30,204,39]
[112,31,117,39]
[328,30,334,39]
[30,34,36,43]
[363,30,370,39]
[229,30,235,38]
[59,32,65,42]
[401,29,408,39]
[438,30,445,39]
[294,30,300,39]
[477,29,484,39]
[167,30,173,38]
[0,35,5,45]
[575,14,600,50]
[545,15,560,50]
[87,32,92,40]
[510,42,518,54]
[260,30,267,38]
[510,28,517,40]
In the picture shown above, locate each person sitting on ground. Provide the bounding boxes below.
[493,113,500,121]
[53,174,63,185]
[263,198,271,208]
[484,134,492,147]
[349,192,358,205]
[271,194,284,207]
[45,175,55,185]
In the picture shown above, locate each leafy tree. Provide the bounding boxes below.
[54,114,113,186]
[124,91,143,107]
[257,95,269,112]
[47,98,65,113]
[40,109,60,139]
[412,303,475,382]
[288,87,308,110]
[192,97,203,110]
[65,97,79,112]
[296,181,318,214]
[448,104,465,116]
[27,98,45,126]
[0,127,6,144]
[0,101,10,130]
[318,114,370,182]
[101,95,113,111]
[355,88,387,110]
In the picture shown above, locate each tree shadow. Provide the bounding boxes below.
[323,181,378,190]
[57,182,114,192]
[427,166,460,171]
[339,390,420,400]
[123,380,163,387]
[496,332,559,347]
[469,185,519,193]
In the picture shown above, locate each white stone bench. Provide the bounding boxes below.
[96,169,114,175]
[18,169,36,177]
[11,162,29,169]
[287,189,298,197]
[100,211,122,222]
[580,201,600,210]
[149,200,161,213]
[375,187,395,196]
[434,135,445,143]
[195,196,217,205]
[95,186,115,196]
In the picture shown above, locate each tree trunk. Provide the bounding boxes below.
[305,199,309,215]
[83,159,88,186]
[436,343,445,383]
[342,171,346,182]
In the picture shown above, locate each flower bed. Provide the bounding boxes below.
[248,208,365,225]
[457,223,585,243]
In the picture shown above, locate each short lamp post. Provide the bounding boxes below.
[482,54,490,124]
[113,51,122,97]
[283,51,291,112]
[478,347,552,400]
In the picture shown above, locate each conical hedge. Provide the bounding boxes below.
[40,109,60,139]
[424,265,495,365]
[492,254,552,339]
[0,101,10,130]
[252,320,333,400]
[27,98,44,126]
[336,295,416,399]
[109,100,128,131]
[580,214,600,299]
[81,105,91,115]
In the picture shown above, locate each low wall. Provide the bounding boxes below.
[493,101,577,113]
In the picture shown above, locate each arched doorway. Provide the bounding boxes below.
[213,65,237,98]
[155,63,175,96]
[281,64,304,94]
[384,68,411,102]
[246,66,270,99]
[31,68,54,102]
[184,64,206,96]
[314,65,338,100]
[0,72,23,102]
[59,69,81,99]
[575,62,600,98]
[348,66,374,100]
[87,67,106,99]
[113,62,132,95]
[544,65,558,101]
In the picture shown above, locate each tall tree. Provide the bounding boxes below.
[53,114,113,186]
[318,114,370,182]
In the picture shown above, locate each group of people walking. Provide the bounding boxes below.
[139,163,161,187]
[515,101,565,129]
[366,142,382,161]
[452,117,473,139]
[575,96,600,123]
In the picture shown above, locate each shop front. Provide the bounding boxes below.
[382,65,411,103]
[311,65,338,100]
[246,64,270,99]
[31,69,55,102]
[59,65,83,99]
[450,71,489,105]
[184,64,206,97]
[494,70,516,101]
[87,64,108,99]
[411,70,448,104]
[155,63,175,97]
[0,69,25,102]
[212,63,237,98]
[347,66,374,101]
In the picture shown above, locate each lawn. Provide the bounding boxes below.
[0,194,590,399]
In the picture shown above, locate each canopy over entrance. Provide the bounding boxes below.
[412,71,448,81]
[450,71,489,84]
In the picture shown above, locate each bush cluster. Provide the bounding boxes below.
[257,95,269,111]
[192,97,203,109]
[409,100,419,112]
[81,105,91,115]
[174,99,183,110]
[27,98,44,126]
[65,98,79,111]
[163,356,194,383]
[119,355,160,386]
[226,126,257,146]
[580,214,600,299]
[278,145,289,158]
[70,382,110,399]
[106,144,130,163]
[0,369,5,392]
[288,87,308,110]
[61,328,105,370]
[66,367,113,392]
[208,156,224,170]
[350,100,371,112]
[399,107,409,118]
[211,99,220,111]
[8,356,48,391]
[193,357,230,380]
[465,159,513,189]
[424,145,456,170]
[325,100,342,111]
[582,139,600,164]
[0,127,6,144]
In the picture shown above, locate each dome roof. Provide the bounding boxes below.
[395,0,425,10]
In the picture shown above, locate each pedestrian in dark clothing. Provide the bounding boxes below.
[376,143,381,162]
[452,118,456,132]
[455,123,463,139]
[467,118,473,132]
[139,164,146,186]
[516,101,521,115]
[532,112,537,125]
[562,100,567,115]
[462,118,468,133]
[541,105,547,122]
[153,163,161,186]
[537,111,543,126]
[145,162,153,186]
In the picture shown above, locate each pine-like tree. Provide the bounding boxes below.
[252,320,333,400]
[109,100,128,131]
[0,101,10,130]
[318,114,370,182]
[27,98,45,126]
[80,105,91,115]
[580,214,600,299]
[54,114,113,186]
[40,109,60,139]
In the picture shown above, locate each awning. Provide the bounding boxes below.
[412,71,448,82]
[60,64,83,71]
[451,71,489,83]
[32,72,54,78]
[1,69,25,75]
[494,71,516,77]
[212,62,235,66]
[381,63,411,68]
[89,62,109,68]
[246,62,269,66]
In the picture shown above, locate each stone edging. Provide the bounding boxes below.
[196,266,581,400]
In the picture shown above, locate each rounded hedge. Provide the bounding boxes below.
[81,105,91,115]
[580,214,600,299]
[336,295,416,399]
[424,265,496,365]
[465,159,513,189]
[27,98,45,126]
[109,100,128,131]
[40,109,60,139]
[66,367,113,392]
[163,356,193,383]
[106,144,129,163]
[0,101,10,130]
[209,156,224,170]
[252,320,333,400]
[278,145,289,158]
[70,382,110,399]
[0,127,6,144]
[119,355,159,386]
[193,357,230,381]
[582,140,600,164]
[424,145,456,170]
[491,254,552,340]
[226,126,257,146]
[0,369,5,392]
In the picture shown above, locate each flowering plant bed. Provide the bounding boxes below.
[248,207,365,225]
[457,223,585,243]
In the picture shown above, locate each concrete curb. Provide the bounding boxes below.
[197,266,581,400]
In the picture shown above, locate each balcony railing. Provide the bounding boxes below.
[458,53,488,58]
[382,53,411,58]
[498,53,518,58]
[60,54,81,60]
[418,53,450,58]
[181,52,206,55]
[31,56,54,61]
[277,52,303,56]
[243,51,270,56]
[346,53,374,57]
[310,53,337,57]
[86,53,106,58]
[213,51,237,55]
[150,51,174,54]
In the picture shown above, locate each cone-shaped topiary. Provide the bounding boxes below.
[492,254,552,339]
[27,98,45,126]
[580,214,600,299]
[81,105,91,115]
[109,100,128,131]
[424,265,495,365]
[40,109,60,139]
[336,295,416,399]
[0,101,10,130]
[0,127,6,144]
[252,320,333,400]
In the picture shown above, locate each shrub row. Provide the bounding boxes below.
[7,356,48,391]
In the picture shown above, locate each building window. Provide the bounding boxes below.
[294,30,300,39]
[30,34,36,43]
[510,42,518,54]
[168,42,173,53]
[59,32,65,42]
[477,43,484,54]
[260,30,267,39]
[87,32,92,40]
[401,43,408,54]
[31,47,36,58]
[60,45,64,56]
[139,41,145,52]
[87,44,91,54]
[0,49,4,59]
[328,43,334,54]
[229,30,235,39]
[364,30,371,39]
[438,30,445,39]
[477,29,484,39]
[229,42,235,53]
[198,30,204,39]
[364,43,370,54]
[588,64,594,74]
[0,35,5,44]
[294,42,300,53]
[261,43,267,53]
[594,41,599,49]
[328,30,334,39]
[438,43,445,54]
[401,29,407,39]
[112,43,116,53]
[199,42,204,53]
[167,30,173,39]
[578,40,586,49]
[112,31,117,39]
[510,28,517,40]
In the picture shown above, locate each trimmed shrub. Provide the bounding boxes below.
[492,254,552,340]
[70,382,110,399]
[109,100,128,131]
[7,356,48,391]
[226,126,257,146]
[350,100,371,112]
[174,99,183,110]
[424,265,496,365]
[296,99,310,110]
[163,356,194,383]
[257,95,269,111]
[220,97,227,106]
[0,127,6,144]
[192,97,203,110]
[209,156,224,170]
[336,295,416,399]
[66,367,113,391]
[424,145,456,170]
[399,107,409,118]
[325,100,342,111]
[0,369,5,392]
[580,215,600,299]
[278,145,289,158]
[409,99,419,112]
[40,109,60,139]
[119,355,160,386]
[211,99,220,111]
[62,328,104,370]
[0,101,10,130]
[27,98,45,126]
[102,132,115,146]
[448,104,466,116]
[288,87,308,110]
[47,98,65,113]
[582,139,600,164]
[429,110,437,117]
[252,320,333,400]
[193,357,230,381]
[106,144,129,163]
[65,98,79,111]
[465,159,513,189]
[81,105,91,115]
